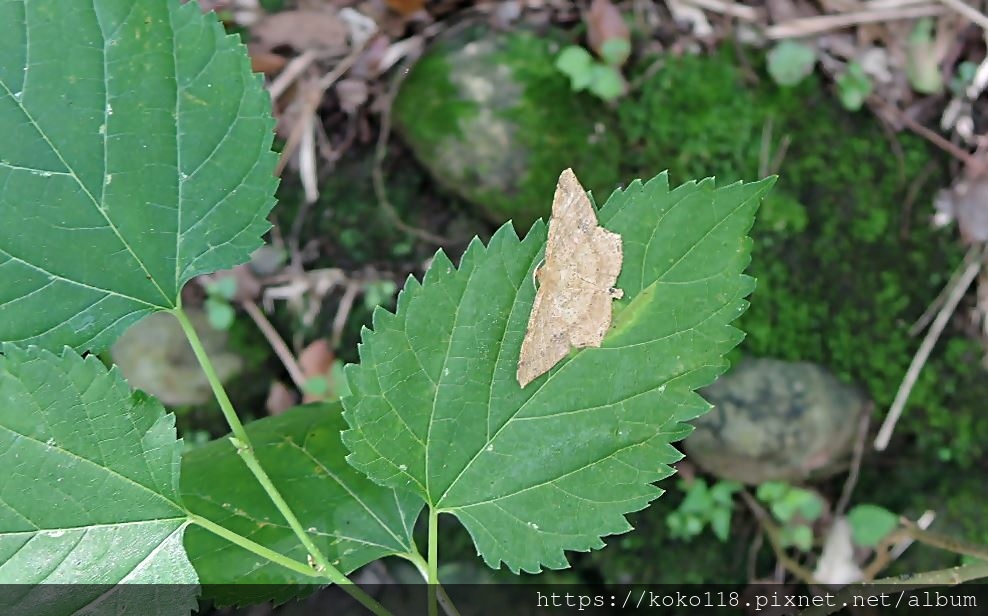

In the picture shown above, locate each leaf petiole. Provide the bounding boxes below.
[428,506,440,616]
[188,515,322,580]
[172,306,393,616]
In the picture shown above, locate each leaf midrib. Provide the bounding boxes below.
[0,13,173,308]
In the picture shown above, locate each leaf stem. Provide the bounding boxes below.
[405,551,463,616]
[171,307,391,616]
[188,515,320,579]
[428,507,439,616]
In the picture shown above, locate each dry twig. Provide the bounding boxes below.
[875,244,986,450]
[241,299,308,391]
[678,0,760,22]
[834,406,871,517]
[274,43,367,177]
[739,490,819,585]
[766,4,945,39]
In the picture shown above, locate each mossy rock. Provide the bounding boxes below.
[618,50,988,466]
[393,24,622,229]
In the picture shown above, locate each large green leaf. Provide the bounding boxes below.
[182,403,422,606]
[0,345,197,614]
[0,0,277,353]
[343,174,773,573]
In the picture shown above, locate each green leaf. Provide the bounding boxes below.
[363,279,398,311]
[600,38,631,68]
[906,18,943,95]
[205,297,235,330]
[756,481,788,502]
[758,482,823,523]
[182,403,421,606]
[303,375,330,396]
[847,504,898,547]
[766,40,816,87]
[837,61,872,111]
[783,524,814,551]
[0,345,197,613]
[343,173,773,572]
[555,45,594,91]
[0,0,277,353]
[950,61,978,97]
[710,508,731,542]
[589,64,627,101]
[206,276,238,301]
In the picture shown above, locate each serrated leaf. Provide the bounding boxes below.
[0,0,277,353]
[182,404,421,606]
[0,345,196,614]
[343,174,774,573]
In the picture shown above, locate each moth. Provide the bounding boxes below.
[516,169,623,387]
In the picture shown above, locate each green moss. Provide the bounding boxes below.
[618,50,988,465]
[393,26,621,228]
[392,50,475,161]
[274,153,465,268]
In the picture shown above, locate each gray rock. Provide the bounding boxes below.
[683,358,869,485]
[111,310,243,406]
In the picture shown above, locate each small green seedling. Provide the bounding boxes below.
[847,504,899,548]
[555,41,628,102]
[757,482,825,551]
[667,478,742,542]
[837,61,873,111]
[204,276,238,330]
[767,40,817,87]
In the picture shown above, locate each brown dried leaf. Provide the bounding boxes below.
[516,169,624,388]
[587,0,631,64]
[299,338,335,402]
[248,45,288,76]
[385,0,425,16]
[266,380,298,416]
[299,338,335,380]
[336,77,369,114]
[252,9,349,53]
